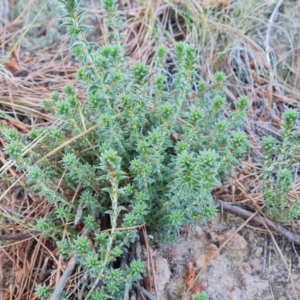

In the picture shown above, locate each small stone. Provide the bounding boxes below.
[254,247,263,257]
[196,254,208,269]
[224,230,248,260]
[154,256,171,292]
[194,226,209,245]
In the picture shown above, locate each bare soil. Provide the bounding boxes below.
[152,214,300,299]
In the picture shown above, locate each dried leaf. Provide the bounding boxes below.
[4,57,21,71]
[39,82,47,88]
[170,133,178,143]
[75,224,84,232]
[2,290,11,300]
[212,186,227,197]
[238,172,246,182]
[274,116,282,124]
[15,268,24,285]
[252,73,267,85]
[205,244,219,259]
[186,262,195,287]
[234,194,245,201]
[191,280,208,295]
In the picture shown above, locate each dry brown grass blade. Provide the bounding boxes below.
[265,0,285,110]
[1,47,77,112]
[0,252,5,300]
[216,200,300,244]
[142,225,159,299]
[1,217,61,298]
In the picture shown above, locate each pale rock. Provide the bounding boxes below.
[154,256,171,292]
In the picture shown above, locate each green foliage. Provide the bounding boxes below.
[192,291,209,300]
[261,109,300,223]
[36,284,51,299]
[0,0,249,298]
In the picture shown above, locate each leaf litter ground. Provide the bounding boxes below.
[1,0,300,299]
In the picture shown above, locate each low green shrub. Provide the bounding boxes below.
[261,109,300,224]
[1,0,250,298]
[192,291,209,300]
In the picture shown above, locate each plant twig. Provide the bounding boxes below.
[49,253,79,300]
[133,283,157,300]
[262,233,268,274]
[215,199,300,244]
[49,228,88,300]
[0,231,40,241]
[265,0,284,111]
[142,225,159,299]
